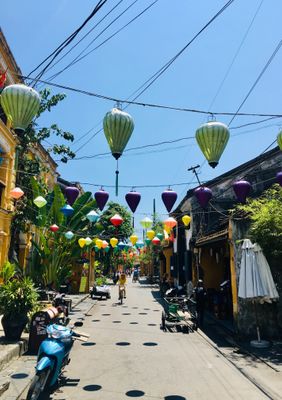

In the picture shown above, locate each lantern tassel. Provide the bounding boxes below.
[115,161,119,196]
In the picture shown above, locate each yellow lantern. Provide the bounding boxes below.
[110,237,118,248]
[164,225,171,234]
[147,230,155,240]
[96,239,103,249]
[130,234,138,246]
[182,215,191,227]
[78,238,86,248]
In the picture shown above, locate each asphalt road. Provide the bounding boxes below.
[20,280,271,400]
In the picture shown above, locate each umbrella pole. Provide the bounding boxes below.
[250,300,270,348]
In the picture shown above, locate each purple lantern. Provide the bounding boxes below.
[65,186,79,206]
[276,172,282,187]
[233,180,251,203]
[161,189,178,212]
[95,189,109,211]
[125,191,141,213]
[194,186,212,208]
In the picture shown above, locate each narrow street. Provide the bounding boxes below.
[21,281,272,400]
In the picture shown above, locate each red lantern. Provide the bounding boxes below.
[50,224,59,232]
[110,214,123,227]
[152,236,161,245]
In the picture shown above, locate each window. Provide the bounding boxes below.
[0,181,5,208]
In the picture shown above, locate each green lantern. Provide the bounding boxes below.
[157,232,164,241]
[277,131,282,151]
[103,107,134,195]
[195,121,230,168]
[145,238,151,246]
[0,84,40,133]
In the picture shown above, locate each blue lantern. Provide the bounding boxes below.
[118,241,125,250]
[60,205,74,217]
[86,210,99,223]
[136,240,144,249]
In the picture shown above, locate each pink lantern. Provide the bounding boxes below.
[50,224,59,232]
[110,214,123,227]
[102,240,108,249]
[10,187,24,200]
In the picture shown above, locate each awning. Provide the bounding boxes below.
[195,228,228,247]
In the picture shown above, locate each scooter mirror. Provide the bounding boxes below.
[74,321,83,327]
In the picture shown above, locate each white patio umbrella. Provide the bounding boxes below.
[238,239,279,348]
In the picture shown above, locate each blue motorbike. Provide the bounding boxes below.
[26,322,83,400]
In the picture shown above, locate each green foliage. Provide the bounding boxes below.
[99,202,133,239]
[0,261,16,283]
[0,277,39,317]
[235,184,282,258]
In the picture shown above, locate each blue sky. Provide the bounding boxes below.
[2,0,282,235]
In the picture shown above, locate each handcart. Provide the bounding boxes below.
[161,296,198,333]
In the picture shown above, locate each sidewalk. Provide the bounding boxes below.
[0,293,89,397]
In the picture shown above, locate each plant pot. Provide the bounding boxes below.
[1,314,28,341]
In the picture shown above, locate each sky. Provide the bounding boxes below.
[1,0,282,236]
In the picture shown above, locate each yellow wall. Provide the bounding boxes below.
[162,246,173,278]
[0,120,17,268]
[198,246,226,289]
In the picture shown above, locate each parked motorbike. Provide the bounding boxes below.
[26,322,86,400]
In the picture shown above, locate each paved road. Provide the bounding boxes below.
[24,280,270,400]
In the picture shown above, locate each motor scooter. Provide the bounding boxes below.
[119,284,126,305]
[26,322,87,400]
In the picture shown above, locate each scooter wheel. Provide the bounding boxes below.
[26,370,49,400]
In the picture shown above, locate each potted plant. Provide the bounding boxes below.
[0,277,38,341]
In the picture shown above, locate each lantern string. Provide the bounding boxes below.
[19,74,282,120]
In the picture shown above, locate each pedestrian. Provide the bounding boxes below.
[194,279,207,327]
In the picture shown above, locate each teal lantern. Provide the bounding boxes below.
[157,232,164,241]
[103,107,134,195]
[86,210,99,223]
[0,84,40,133]
[195,121,230,168]
[65,231,74,240]
[104,246,110,253]
[94,245,99,252]
[145,238,151,246]
[136,240,144,249]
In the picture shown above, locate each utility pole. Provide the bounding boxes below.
[188,165,201,185]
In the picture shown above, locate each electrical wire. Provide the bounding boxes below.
[27,0,108,83]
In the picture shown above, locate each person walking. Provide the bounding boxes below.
[194,279,207,327]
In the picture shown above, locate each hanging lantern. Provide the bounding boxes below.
[102,240,108,249]
[195,121,230,168]
[164,217,177,229]
[118,241,125,250]
[147,230,155,240]
[156,232,164,241]
[94,245,99,252]
[110,214,123,227]
[233,180,251,203]
[0,84,40,133]
[50,224,59,233]
[94,189,109,211]
[164,225,171,234]
[194,187,212,208]
[85,237,92,246]
[65,231,74,240]
[34,196,47,208]
[78,238,86,248]
[277,131,282,150]
[276,172,282,186]
[0,69,7,88]
[86,210,99,223]
[110,237,118,248]
[182,215,191,227]
[60,204,74,217]
[65,186,79,206]
[130,234,138,246]
[145,238,151,246]
[136,240,144,249]
[96,239,103,249]
[104,246,110,253]
[125,191,141,213]
[140,217,153,229]
[152,236,161,246]
[161,189,178,212]
[124,244,131,252]
[10,187,24,200]
[103,107,134,196]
